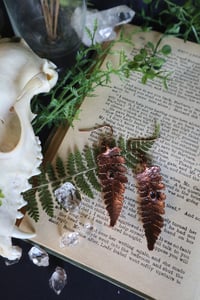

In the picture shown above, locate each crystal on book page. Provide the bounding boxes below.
[49,267,67,295]
[28,245,49,267]
[81,221,94,236]
[60,232,80,248]
[54,182,81,212]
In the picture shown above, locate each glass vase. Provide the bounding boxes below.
[3,0,86,71]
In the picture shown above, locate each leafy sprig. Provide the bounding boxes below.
[128,38,171,87]
[31,24,171,134]
[140,0,200,43]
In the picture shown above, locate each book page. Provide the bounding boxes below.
[20,25,200,300]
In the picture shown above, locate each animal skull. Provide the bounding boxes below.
[0,38,58,260]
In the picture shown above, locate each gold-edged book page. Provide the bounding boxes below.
[20,24,200,300]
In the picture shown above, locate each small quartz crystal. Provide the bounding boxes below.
[79,221,94,237]
[84,221,94,233]
[60,232,79,248]
[49,266,67,295]
[28,245,49,267]
[54,182,81,212]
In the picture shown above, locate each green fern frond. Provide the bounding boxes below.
[84,146,97,169]
[74,149,86,172]
[128,123,160,153]
[116,136,140,169]
[74,173,94,198]
[45,162,60,189]
[38,185,54,217]
[86,169,101,192]
[45,162,58,182]
[66,152,76,176]
[36,166,48,185]
[24,189,40,222]
[31,167,54,218]
[128,138,155,153]
[56,156,66,178]
[117,136,127,153]
[125,152,140,169]
[127,123,160,169]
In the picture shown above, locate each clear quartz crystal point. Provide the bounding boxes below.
[79,220,94,237]
[83,5,135,45]
[28,245,49,267]
[49,267,67,295]
[84,221,93,233]
[54,182,81,212]
[60,232,79,248]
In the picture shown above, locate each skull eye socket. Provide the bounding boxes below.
[46,73,53,81]
[0,109,21,152]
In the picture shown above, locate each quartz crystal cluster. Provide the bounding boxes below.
[54,182,81,212]
[28,246,49,267]
[60,231,80,248]
[81,5,135,46]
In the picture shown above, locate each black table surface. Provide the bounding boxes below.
[0,239,144,300]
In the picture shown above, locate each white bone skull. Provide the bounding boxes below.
[0,38,58,260]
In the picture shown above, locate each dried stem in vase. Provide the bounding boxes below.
[40,0,60,41]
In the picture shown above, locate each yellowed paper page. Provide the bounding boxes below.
[20,25,200,300]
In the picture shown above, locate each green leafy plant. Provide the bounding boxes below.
[140,0,200,43]
[127,38,171,87]
[31,24,171,134]
[23,124,160,222]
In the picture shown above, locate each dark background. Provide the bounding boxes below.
[0,1,185,299]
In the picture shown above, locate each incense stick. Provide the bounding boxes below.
[40,0,60,40]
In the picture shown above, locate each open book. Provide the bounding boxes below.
[20,25,200,300]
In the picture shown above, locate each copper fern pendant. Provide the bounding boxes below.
[136,164,166,250]
[97,144,128,227]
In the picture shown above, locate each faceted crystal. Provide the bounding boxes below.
[60,232,79,248]
[83,5,135,45]
[84,221,94,232]
[28,245,49,267]
[49,267,67,295]
[54,182,81,212]
[79,220,94,237]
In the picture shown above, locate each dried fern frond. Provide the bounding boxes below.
[97,142,128,227]
[136,164,166,250]
[23,124,161,226]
